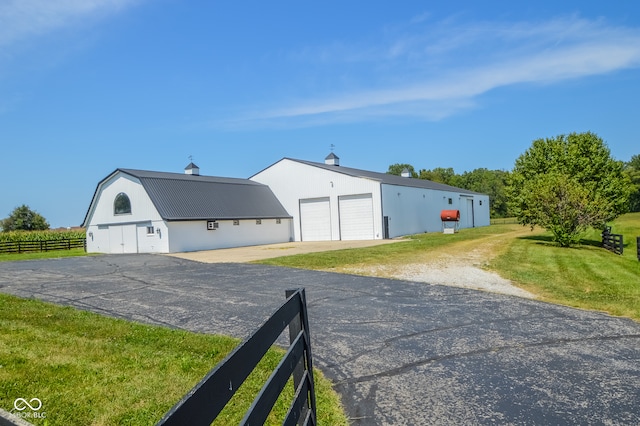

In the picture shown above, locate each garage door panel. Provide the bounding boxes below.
[339,194,374,240]
[300,198,331,241]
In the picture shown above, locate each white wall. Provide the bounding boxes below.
[167,218,292,252]
[252,159,383,241]
[85,172,167,253]
[381,184,490,238]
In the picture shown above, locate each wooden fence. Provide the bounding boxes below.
[157,288,317,426]
[601,227,623,255]
[0,238,86,254]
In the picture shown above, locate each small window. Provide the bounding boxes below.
[233,220,240,226]
[276,218,281,224]
[114,193,131,215]
[256,219,262,225]
[146,226,154,235]
[448,198,453,205]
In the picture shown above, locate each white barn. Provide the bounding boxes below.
[250,155,490,241]
[82,165,292,253]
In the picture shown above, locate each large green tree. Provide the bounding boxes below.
[508,132,630,246]
[0,205,50,232]
[624,154,640,212]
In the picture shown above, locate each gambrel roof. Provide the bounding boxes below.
[83,168,291,226]
[253,158,481,195]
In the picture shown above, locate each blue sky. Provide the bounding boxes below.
[1,1,640,228]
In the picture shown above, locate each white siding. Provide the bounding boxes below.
[381,184,490,238]
[252,159,383,241]
[339,194,374,240]
[167,218,292,252]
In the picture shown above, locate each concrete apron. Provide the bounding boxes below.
[0,255,638,425]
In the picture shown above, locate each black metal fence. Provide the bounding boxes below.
[637,236,639,261]
[157,288,317,426]
[0,238,86,254]
[602,227,624,255]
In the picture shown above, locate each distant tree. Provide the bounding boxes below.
[508,132,630,247]
[0,205,50,232]
[625,154,640,212]
[387,163,417,177]
[459,168,511,218]
[418,167,460,186]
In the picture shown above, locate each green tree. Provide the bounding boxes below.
[418,167,460,186]
[387,163,417,177]
[459,168,511,218]
[508,132,630,246]
[624,154,640,212]
[0,205,50,232]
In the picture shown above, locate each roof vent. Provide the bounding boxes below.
[401,168,411,178]
[325,152,340,166]
[184,162,200,176]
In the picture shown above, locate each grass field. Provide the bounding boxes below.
[0,294,348,426]
[260,213,640,321]
[491,213,640,319]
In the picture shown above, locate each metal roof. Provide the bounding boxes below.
[84,168,291,225]
[278,159,482,195]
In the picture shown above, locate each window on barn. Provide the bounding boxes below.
[114,193,132,215]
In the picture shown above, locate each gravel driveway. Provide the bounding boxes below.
[1,254,639,425]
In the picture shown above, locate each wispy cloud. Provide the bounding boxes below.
[234,15,640,128]
[0,0,140,47]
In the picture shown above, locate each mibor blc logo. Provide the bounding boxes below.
[13,398,46,419]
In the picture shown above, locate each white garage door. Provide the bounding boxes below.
[300,197,331,241]
[339,193,374,240]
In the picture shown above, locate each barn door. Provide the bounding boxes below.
[108,224,138,253]
[466,198,475,228]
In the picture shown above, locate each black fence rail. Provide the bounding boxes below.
[0,238,86,254]
[157,288,317,426]
[602,227,623,255]
[637,236,639,261]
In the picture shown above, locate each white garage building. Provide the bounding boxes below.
[82,165,292,253]
[251,155,490,241]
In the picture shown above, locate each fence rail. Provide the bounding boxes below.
[157,288,316,426]
[0,238,86,254]
[637,236,639,261]
[602,227,623,255]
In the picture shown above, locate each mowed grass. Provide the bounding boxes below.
[259,214,640,321]
[0,294,348,426]
[257,224,522,270]
[0,248,89,262]
[491,213,640,320]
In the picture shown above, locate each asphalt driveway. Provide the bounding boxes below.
[0,254,639,425]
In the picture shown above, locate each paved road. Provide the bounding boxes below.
[1,255,639,425]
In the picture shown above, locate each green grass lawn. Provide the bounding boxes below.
[0,294,348,426]
[490,212,640,319]
[257,224,521,271]
[0,248,89,262]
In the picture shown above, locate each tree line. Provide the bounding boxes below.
[389,150,639,219]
